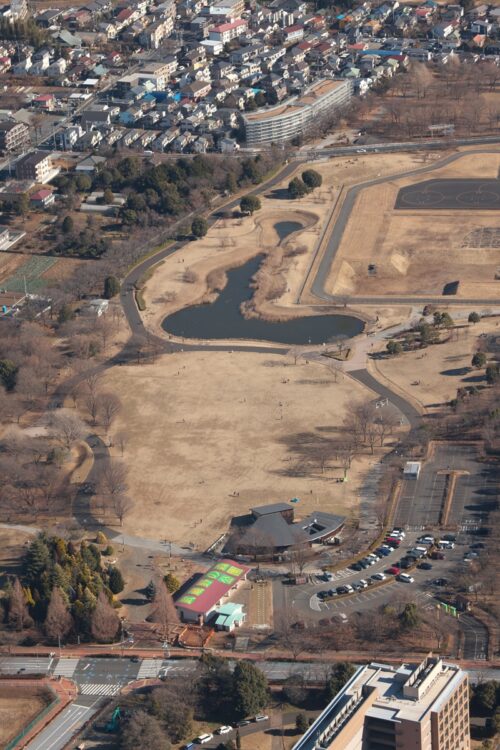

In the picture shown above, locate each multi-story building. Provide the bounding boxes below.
[0,119,30,152]
[209,18,248,44]
[15,151,53,183]
[293,658,470,750]
[243,78,352,145]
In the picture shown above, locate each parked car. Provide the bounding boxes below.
[386,566,401,575]
[397,573,414,583]
[196,734,213,744]
[254,715,269,722]
[237,720,251,727]
[371,572,386,581]
[358,579,368,588]
[216,726,233,735]
[432,578,449,587]
[417,536,434,545]
[418,562,433,570]
[350,562,363,571]
[442,534,456,542]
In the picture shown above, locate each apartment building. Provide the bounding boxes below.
[293,658,470,750]
[209,18,248,44]
[15,151,54,183]
[243,78,352,145]
[0,119,30,152]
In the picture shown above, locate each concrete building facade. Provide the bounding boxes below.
[0,119,30,152]
[293,658,470,750]
[243,78,352,145]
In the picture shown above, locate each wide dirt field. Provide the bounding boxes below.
[326,149,500,301]
[103,351,377,547]
[141,151,424,336]
[372,315,500,416]
[0,687,49,747]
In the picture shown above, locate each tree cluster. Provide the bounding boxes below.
[1,534,124,642]
[288,170,322,199]
[118,656,269,750]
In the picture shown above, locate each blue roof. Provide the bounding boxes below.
[359,49,403,56]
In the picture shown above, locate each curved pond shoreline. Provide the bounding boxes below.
[162,221,365,346]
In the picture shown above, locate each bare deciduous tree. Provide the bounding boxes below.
[91,591,120,643]
[46,410,87,452]
[111,493,134,526]
[115,430,128,456]
[151,575,180,640]
[96,392,122,432]
[45,587,73,642]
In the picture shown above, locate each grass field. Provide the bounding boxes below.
[0,687,50,748]
[0,255,58,293]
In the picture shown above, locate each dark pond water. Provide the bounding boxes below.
[162,222,364,345]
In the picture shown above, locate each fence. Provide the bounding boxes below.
[5,694,60,750]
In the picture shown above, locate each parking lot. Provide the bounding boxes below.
[395,443,498,530]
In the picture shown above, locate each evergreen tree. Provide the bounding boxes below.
[24,537,51,583]
[191,217,208,238]
[104,275,121,299]
[232,661,269,719]
[45,587,73,642]
[325,662,356,701]
[288,177,308,199]
[0,359,18,390]
[61,216,74,234]
[302,169,322,191]
[240,195,261,215]
[108,566,125,595]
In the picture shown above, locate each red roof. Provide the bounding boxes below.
[34,94,54,101]
[213,19,247,32]
[284,24,304,34]
[176,560,250,615]
[30,189,53,200]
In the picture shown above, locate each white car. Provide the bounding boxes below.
[358,579,368,588]
[216,726,233,735]
[255,715,269,722]
[196,734,214,744]
[371,572,386,581]
[397,573,415,583]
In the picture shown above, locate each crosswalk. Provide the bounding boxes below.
[136,658,163,679]
[53,658,79,677]
[79,683,122,696]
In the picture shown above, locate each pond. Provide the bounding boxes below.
[162,222,364,345]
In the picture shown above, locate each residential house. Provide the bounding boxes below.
[29,188,55,208]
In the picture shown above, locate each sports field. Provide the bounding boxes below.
[325,150,500,301]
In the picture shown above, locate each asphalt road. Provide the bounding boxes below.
[26,697,102,750]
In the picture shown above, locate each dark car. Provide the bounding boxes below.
[443,534,457,542]
[432,578,449,587]
[399,556,415,569]
[130,656,140,663]
[350,562,363,572]
[237,720,251,727]
[418,562,433,570]
[470,542,486,550]
[336,586,349,595]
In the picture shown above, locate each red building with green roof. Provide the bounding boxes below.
[175,559,250,625]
